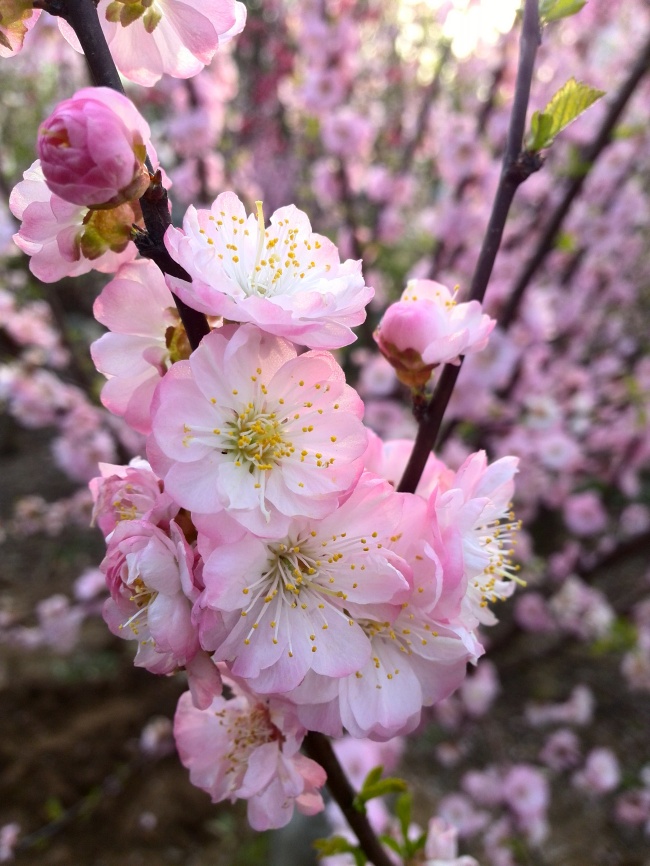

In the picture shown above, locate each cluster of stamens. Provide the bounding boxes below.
[217,704,280,785]
[198,200,330,300]
[120,576,157,636]
[474,506,524,606]
[223,402,293,472]
[235,527,392,657]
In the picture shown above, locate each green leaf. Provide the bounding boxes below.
[353,777,409,812]
[380,836,403,855]
[361,765,385,790]
[395,792,412,843]
[527,78,605,152]
[540,0,587,25]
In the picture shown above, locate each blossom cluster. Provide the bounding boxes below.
[82,190,519,825]
[14,78,520,829]
[8,0,649,859]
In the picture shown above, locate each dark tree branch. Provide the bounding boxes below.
[499,29,650,329]
[304,732,396,866]
[398,0,542,494]
[44,0,210,351]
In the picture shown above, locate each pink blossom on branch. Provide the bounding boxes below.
[374,280,495,388]
[149,323,367,536]
[9,160,139,282]
[59,0,246,87]
[37,87,152,209]
[91,259,186,435]
[430,450,521,627]
[164,192,373,349]
[101,518,221,706]
[89,457,178,538]
[174,679,326,830]
[195,473,412,694]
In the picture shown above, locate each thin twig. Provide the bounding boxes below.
[45,0,210,351]
[499,29,650,329]
[304,732,396,866]
[398,0,542,494]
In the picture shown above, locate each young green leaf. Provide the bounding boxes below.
[527,78,605,152]
[540,0,587,25]
[380,836,403,856]
[361,765,385,791]
[395,792,412,844]
[353,777,409,812]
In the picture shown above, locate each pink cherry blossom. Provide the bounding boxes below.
[374,280,496,387]
[502,765,550,843]
[91,260,183,434]
[573,747,621,795]
[38,87,151,209]
[424,818,479,866]
[459,660,500,718]
[174,679,326,830]
[539,729,582,771]
[430,451,521,626]
[149,324,367,536]
[59,0,246,87]
[364,430,455,497]
[164,192,373,349]
[287,496,480,740]
[89,457,178,537]
[0,822,20,863]
[563,490,608,536]
[10,160,139,282]
[196,473,412,694]
[101,519,221,706]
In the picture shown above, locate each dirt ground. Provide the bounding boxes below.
[2,425,650,866]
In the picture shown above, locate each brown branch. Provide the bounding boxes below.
[303,732,396,866]
[398,0,542,494]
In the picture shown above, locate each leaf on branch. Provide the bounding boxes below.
[361,765,384,790]
[527,77,605,152]
[395,792,412,843]
[314,835,366,866]
[540,0,587,25]
[353,776,409,812]
[380,836,403,855]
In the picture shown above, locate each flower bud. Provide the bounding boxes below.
[37,87,152,209]
[374,280,496,387]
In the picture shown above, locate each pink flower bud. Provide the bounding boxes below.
[373,280,496,388]
[37,87,152,209]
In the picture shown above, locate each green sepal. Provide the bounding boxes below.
[527,77,605,152]
[540,0,587,25]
